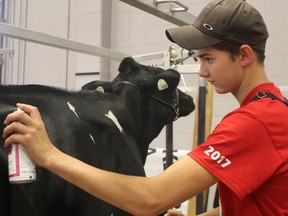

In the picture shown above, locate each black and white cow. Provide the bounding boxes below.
[0,57,195,216]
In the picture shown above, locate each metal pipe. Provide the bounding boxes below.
[65,0,71,89]
[165,123,173,169]
[119,0,195,26]
[196,77,207,214]
[0,0,5,84]
[0,22,128,61]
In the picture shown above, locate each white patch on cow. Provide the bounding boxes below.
[67,101,79,118]
[89,133,96,144]
[157,79,168,91]
[96,86,105,93]
[105,111,124,133]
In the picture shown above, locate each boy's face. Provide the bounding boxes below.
[196,47,243,95]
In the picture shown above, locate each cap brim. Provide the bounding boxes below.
[166,25,223,50]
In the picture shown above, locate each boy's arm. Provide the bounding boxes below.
[166,207,220,216]
[198,207,220,216]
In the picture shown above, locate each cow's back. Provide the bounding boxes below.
[0,85,144,216]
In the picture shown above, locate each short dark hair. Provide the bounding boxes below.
[213,42,265,64]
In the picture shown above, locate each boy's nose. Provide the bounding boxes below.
[198,64,209,78]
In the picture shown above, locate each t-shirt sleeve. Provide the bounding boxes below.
[189,111,283,200]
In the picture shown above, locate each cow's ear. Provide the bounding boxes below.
[152,69,180,91]
[82,81,112,93]
[118,57,139,74]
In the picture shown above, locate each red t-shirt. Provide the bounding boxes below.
[189,83,288,216]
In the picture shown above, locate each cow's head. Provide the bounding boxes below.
[83,57,195,164]
[83,57,194,121]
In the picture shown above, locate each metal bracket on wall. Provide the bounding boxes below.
[0,48,15,62]
[119,0,196,26]
[155,0,188,12]
[0,48,14,55]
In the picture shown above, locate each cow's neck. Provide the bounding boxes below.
[118,90,169,164]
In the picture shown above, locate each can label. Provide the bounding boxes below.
[8,144,36,183]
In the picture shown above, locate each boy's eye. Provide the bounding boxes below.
[205,58,212,63]
[197,54,213,63]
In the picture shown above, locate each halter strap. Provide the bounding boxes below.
[113,81,180,120]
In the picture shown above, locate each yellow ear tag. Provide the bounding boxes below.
[157,79,168,91]
[95,86,105,93]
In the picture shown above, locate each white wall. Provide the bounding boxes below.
[3,0,74,88]
[2,0,110,89]
[2,0,288,151]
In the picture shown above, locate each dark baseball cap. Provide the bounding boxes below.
[166,0,269,54]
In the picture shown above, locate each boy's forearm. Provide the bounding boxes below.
[197,207,220,216]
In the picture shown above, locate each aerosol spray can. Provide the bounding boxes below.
[8,108,36,184]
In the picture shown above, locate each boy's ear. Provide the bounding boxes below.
[239,45,254,66]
